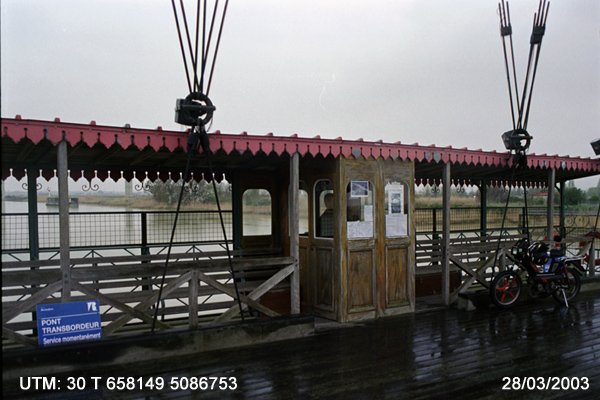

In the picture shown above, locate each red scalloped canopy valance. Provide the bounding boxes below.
[2,116,599,185]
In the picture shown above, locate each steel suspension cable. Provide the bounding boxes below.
[194,0,201,92]
[206,0,229,95]
[523,177,531,242]
[518,0,549,130]
[200,0,207,92]
[500,37,517,130]
[179,0,200,91]
[491,160,519,275]
[171,0,193,93]
[506,3,521,118]
[151,136,196,333]
[523,0,550,130]
[202,0,220,76]
[517,45,535,129]
[522,42,545,130]
[202,137,245,320]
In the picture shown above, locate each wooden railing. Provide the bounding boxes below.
[2,250,295,349]
[447,234,525,302]
[415,233,526,301]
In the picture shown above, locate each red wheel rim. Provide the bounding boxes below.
[495,276,519,303]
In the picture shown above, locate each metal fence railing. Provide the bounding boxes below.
[414,206,598,236]
[2,207,597,271]
[413,206,599,274]
[1,210,232,252]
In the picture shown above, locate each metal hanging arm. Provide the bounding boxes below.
[499,0,549,156]
[517,0,550,130]
[506,3,521,116]
[151,0,244,333]
[498,0,518,131]
[522,0,550,130]
[494,0,551,278]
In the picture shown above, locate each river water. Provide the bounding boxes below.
[1,200,274,253]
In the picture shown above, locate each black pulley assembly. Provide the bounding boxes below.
[502,128,532,153]
[175,92,215,127]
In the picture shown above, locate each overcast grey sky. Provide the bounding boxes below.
[1,0,599,188]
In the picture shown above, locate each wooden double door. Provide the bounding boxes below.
[299,158,415,322]
[341,158,414,321]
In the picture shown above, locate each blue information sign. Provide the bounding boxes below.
[36,300,102,347]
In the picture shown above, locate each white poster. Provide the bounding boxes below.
[386,184,404,215]
[350,180,369,198]
[363,205,373,221]
[386,214,408,237]
[347,221,374,239]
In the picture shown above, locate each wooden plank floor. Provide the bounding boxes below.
[5,291,600,399]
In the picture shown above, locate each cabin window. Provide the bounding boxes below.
[346,180,374,239]
[299,181,309,236]
[314,179,334,238]
[242,189,272,236]
[384,180,409,237]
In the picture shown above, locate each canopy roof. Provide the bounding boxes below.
[2,116,598,186]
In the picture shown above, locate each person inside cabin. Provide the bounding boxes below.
[319,193,334,238]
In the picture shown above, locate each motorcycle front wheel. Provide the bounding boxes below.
[490,270,522,309]
[552,268,581,305]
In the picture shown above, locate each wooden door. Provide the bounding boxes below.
[380,160,414,315]
[342,159,378,320]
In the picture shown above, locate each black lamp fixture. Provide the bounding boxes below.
[591,138,600,156]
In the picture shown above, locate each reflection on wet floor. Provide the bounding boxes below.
[5,292,600,399]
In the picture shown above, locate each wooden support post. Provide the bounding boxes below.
[27,168,40,261]
[432,208,439,265]
[547,169,555,241]
[27,168,40,336]
[189,269,199,329]
[289,153,300,314]
[231,171,242,250]
[590,235,596,278]
[559,181,566,240]
[442,163,451,306]
[479,181,488,264]
[140,212,151,292]
[479,182,487,238]
[57,141,71,302]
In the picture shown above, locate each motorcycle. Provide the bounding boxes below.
[490,236,584,309]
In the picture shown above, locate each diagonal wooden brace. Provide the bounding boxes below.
[214,263,295,323]
[72,281,171,331]
[103,272,192,336]
[2,280,63,324]
[196,271,278,318]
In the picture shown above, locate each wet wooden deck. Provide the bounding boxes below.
[4,291,600,399]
